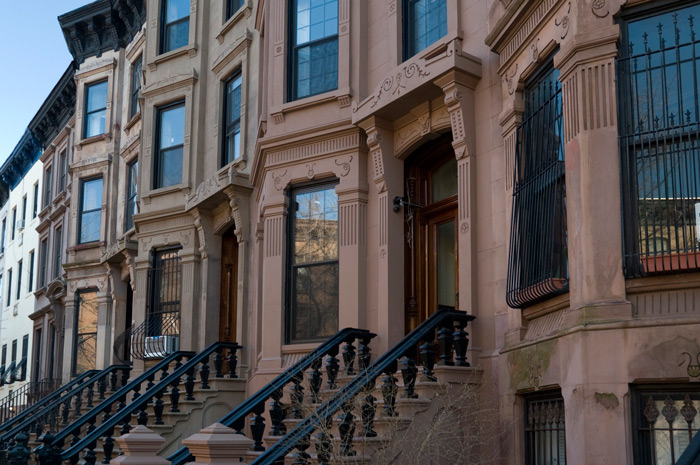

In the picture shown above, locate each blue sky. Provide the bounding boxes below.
[0,1,93,163]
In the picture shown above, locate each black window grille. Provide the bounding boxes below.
[287,183,339,343]
[632,384,700,465]
[288,0,338,101]
[618,3,700,278]
[525,392,567,465]
[146,247,182,338]
[506,61,568,308]
[130,56,142,119]
[403,0,448,60]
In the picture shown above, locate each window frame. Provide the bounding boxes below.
[287,0,339,102]
[54,227,63,279]
[285,180,340,344]
[226,0,244,20]
[153,100,186,190]
[222,70,243,167]
[21,195,27,227]
[83,80,108,139]
[1,218,6,254]
[126,160,138,231]
[130,56,143,119]
[43,166,52,209]
[78,177,103,245]
[28,249,34,294]
[16,260,22,301]
[59,150,67,192]
[11,208,16,241]
[32,182,38,218]
[6,268,12,308]
[39,238,48,288]
[402,0,448,61]
[160,0,190,55]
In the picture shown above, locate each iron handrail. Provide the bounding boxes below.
[167,328,373,465]
[0,366,126,442]
[0,378,63,431]
[59,342,241,461]
[50,354,184,447]
[250,309,475,465]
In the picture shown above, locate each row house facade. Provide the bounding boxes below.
[13,0,700,464]
[0,131,44,404]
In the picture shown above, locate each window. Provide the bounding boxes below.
[73,290,98,375]
[43,166,52,208]
[79,178,102,243]
[54,228,62,279]
[28,250,34,293]
[287,183,339,342]
[525,391,566,465]
[222,72,242,166]
[126,160,138,231]
[160,0,189,54]
[147,247,182,339]
[16,260,22,301]
[1,218,6,253]
[1,345,5,372]
[154,102,185,189]
[84,81,108,138]
[130,57,142,119]
[506,60,568,308]
[227,0,244,19]
[618,3,700,277]
[59,151,67,192]
[11,208,16,241]
[21,195,26,228]
[5,268,10,307]
[288,0,338,101]
[32,183,38,218]
[403,0,447,60]
[39,238,48,288]
[631,384,700,464]
[20,335,27,381]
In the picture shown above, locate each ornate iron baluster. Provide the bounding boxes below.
[315,416,334,465]
[269,388,287,436]
[381,362,399,417]
[154,388,165,425]
[227,346,238,378]
[118,394,131,435]
[214,348,224,378]
[338,399,356,456]
[109,370,118,393]
[308,358,323,403]
[61,398,71,425]
[250,401,267,451]
[185,366,196,401]
[102,404,115,464]
[325,346,340,389]
[358,334,374,370]
[8,433,30,465]
[437,322,454,366]
[419,337,437,382]
[85,382,95,408]
[453,319,470,367]
[120,367,130,389]
[361,380,377,437]
[400,356,419,398]
[290,372,305,419]
[290,433,311,465]
[137,396,150,426]
[342,337,356,375]
[169,377,181,413]
[200,355,211,389]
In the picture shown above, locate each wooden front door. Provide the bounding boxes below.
[219,226,239,342]
[404,136,459,333]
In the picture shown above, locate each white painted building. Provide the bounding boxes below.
[0,130,43,406]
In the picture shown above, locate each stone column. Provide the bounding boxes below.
[111,425,169,465]
[96,290,113,370]
[182,423,254,465]
[358,117,404,353]
[179,246,202,352]
[192,209,221,349]
[554,26,631,323]
[105,262,129,365]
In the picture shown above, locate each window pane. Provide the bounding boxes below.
[80,211,101,243]
[432,156,458,202]
[296,0,336,45]
[160,147,183,187]
[85,111,106,138]
[292,263,339,341]
[74,291,98,375]
[436,221,456,308]
[296,39,338,99]
[87,82,107,112]
[294,187,338,263]
[405,0,447,59]
[165,19,189,52]
[160,105,185,149]
[82,178,103,211]
[165,0,189,22]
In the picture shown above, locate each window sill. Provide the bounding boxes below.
[271,87,352,123]
[282,342,321,353]
[216,4,251,44]
[150,44,198,70]
[68,241,105,253]
[143,183,187,203]
[124,111,141,133]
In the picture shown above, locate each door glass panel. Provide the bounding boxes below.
[432,157,458,202]
[436,220,456,308]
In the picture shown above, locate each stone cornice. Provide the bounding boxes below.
[0,130,40,203]
[28,63,77,149]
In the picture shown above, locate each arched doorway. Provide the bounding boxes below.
[403,135,458,332]
[219,225,239,342]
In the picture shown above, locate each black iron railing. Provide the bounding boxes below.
[251,308,475,465]
[618,6,700,277]
[168,328,374,465]
[0,378,60,425]
[54,342,241,464]
[507,63,568,308]
[129,311,180,360]
[0,365,130,446]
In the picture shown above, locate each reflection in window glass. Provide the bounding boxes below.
[222,73,242,166]
[74,290,98,375]
[126,161,138,231]
[404,0,447,60]
[161,0,190,53]
[432,156,458,202]
[288,185,339,342]
[155,103,185,189]
[79,178,102,243]
[290,0,338,100]
[84,81,107,138]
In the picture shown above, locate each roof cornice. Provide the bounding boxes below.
[28,63,77,148]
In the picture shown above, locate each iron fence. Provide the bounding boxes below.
[525,394,567,465]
